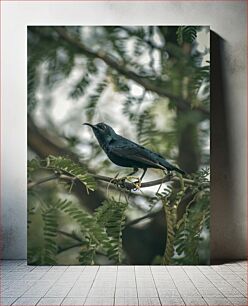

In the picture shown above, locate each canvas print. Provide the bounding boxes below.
[28,26,210,265]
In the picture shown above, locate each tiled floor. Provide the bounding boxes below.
[0,260,247,306]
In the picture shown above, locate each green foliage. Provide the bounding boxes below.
[177,26,198,45]
[174,191,210,264]
[28,196,129,265]
[136,108,158,149]
[44,155,96,192]
[190,65,210,103]
[162,202,177,265]
[85,80,108,122]
[28,156,129,264]
[95,199,128,263]
[27,26,210,265]
[69,74,90,100]
[54,199,113,264]
[160,169,210,265]
[41,204,58,264]
[28,154,210,265]
[161,185,185,265]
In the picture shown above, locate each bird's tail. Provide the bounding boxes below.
[158,157,185,175]
[172,166,185,175]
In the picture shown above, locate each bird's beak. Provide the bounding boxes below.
[83,123,96,129]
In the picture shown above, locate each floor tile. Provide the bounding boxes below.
[12,297,40,305]
[157,288,180,297]
[0,297,17,306]
[115,287,137,298]
[204,297,232,305]
[66,266,85,272]
[61,297,86,305]
[67,285,91,297]
[1,260,247,306]
[137,287,158,297]
[115,297,138,305]
[37,297,64,305]
[160,297,185,305]
[88,287,115,298]
[182,297,207,305]
[45,285,72,297]
[139,297,161,305]
[218,286,244,297]
[228,297,248,305]
[85,297,114,305]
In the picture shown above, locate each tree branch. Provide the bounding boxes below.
[28,171,209,191]
[57,230,106,256]
[53,27,209,117]
[125,210,161,227]
[28,174,59,189]
[57,242,83,254]
[28,115,106,211]
[28,174,76,189]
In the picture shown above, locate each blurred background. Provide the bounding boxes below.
[27,26,210,265]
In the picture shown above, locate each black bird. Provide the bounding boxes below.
[84,122,185,185]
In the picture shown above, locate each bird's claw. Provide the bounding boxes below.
[113,177,127,189]
[126,176,142,190]
[113,176,141,191]
[133,179,141,190]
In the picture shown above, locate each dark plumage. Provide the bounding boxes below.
[83,122,185,182]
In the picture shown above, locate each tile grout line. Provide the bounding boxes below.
[11,264,74,306]
[149,265,162,306]
[114,266,118,306]
[1,261,247,306]
[195,266,230,305]
[60,265,86,305]
[182,266,207,303]
[163,266,186,306]
[83,265,99,305]
[210,266,247,297]
[134,266,139,305]
[199,264,247,295]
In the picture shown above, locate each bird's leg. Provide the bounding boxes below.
[132,168,147,190]
[107,173,120,194]
[126,167,142,187]
[156,177,163,195]
[114,168,139,189]
[117,168,139,182]
[166,169,173,180]
[127,168,139,177]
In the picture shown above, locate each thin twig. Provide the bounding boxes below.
[91,173,202,190]
[125,210,161,227]
[57,230,106,256]
[27,174,59,188]
[28,174,78,189]
[57,243,83,254]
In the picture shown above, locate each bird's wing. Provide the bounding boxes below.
[110,145,166,169]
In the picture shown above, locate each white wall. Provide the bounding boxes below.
[1,1,246,260]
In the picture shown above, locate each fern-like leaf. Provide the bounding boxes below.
[54,199,113,264]
[162,199,177,265]
[177,26,198,45]
[173,191,210,265]
[136,108,158,150]
[45,155,96,192]
[95,199,128,263]
[85,80,108,122]
[69,74,90,100]
[41,205,58,264]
